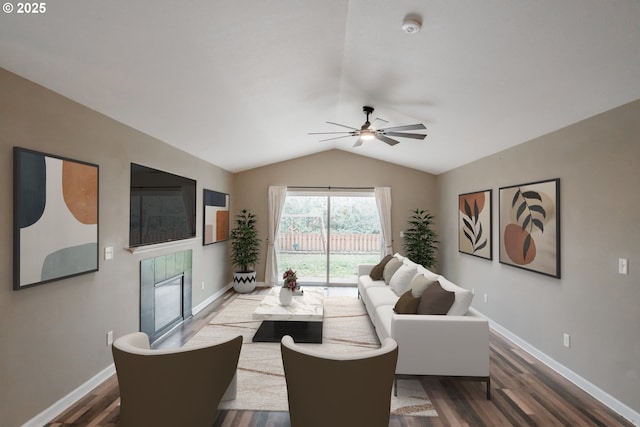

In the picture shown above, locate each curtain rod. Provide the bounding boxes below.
[286,186,374,191]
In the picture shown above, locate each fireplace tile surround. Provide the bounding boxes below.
[140,250,192,342]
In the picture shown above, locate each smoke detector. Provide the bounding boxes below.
[402,16,422,34]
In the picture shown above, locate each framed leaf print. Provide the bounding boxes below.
[499,178,560,278]
[13,147,99,289]
[459,189,492,260]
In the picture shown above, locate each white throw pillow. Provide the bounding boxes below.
[416,265,440,282]
[389,264,418,296]
[438,276,473,315]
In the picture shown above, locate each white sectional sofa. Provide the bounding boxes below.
[357,253,491,399]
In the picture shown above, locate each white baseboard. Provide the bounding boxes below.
[23,364,115,427]
[192,281,266,315]
[484,315,639,425]
[192,283,233,315]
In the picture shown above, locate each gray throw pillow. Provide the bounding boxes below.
[409,274,436,298]
[382,257,402,284]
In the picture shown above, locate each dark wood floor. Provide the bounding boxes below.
[47,287,632,426]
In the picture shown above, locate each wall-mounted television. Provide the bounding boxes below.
[129,163,197,247]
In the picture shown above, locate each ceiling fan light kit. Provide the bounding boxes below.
[309,105,427,148]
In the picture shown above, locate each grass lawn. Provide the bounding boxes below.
[278,252,381,284]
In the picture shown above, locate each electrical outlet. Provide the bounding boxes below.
[563,333,571,348]
[106,331,113,346]
[484,293,488,303]
[201,281,205,291]
[471,288,475,295]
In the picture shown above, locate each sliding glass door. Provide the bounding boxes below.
[277,191,381,286]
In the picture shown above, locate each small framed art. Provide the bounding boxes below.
[459,189,492,260]
[203,189,229,245]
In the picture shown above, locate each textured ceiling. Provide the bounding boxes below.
[2,0,640,174]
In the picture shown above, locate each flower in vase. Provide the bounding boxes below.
[282,269,298,291]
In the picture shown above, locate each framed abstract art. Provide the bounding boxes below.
[499,178,560,278]
[458,189,492,260]
[13,147,99,289]
[203,189,229,245]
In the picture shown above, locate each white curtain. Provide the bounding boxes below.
[374,187,393,256]
[264,186,287,286]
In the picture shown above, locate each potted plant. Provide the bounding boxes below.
[403,208,438,269]
[230,209,261,293]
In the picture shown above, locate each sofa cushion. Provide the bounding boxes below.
[389,264,418,296]
[438,277,473,315]
[369,254,393,280]
[382,257,403,284]
[417,281,455,315]
[393,290,421,314]
[409,274,437,298]
[367,287,401,312]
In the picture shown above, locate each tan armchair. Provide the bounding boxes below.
[112,332,242,427]
[280,335,398,427]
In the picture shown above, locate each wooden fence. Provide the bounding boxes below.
[278,233,380,253]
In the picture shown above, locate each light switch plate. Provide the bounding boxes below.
[619,258,628,275]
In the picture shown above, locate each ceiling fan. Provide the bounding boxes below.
[309,106,427,147]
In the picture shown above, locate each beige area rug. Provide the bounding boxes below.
[185,293,437,417]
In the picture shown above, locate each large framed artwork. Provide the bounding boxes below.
[499,178,560,278]
[459,189,492,260]
[203,189,229,245]
[13,147,99,289]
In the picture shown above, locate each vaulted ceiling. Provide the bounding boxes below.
[2,1,640,174]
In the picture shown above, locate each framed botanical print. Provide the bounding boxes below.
[459,189,492,260]
[13,147,99,289]
[499,178,560,278]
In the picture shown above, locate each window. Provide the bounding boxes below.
[277,191,381,285]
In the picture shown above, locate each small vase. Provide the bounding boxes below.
[279,287,293,306]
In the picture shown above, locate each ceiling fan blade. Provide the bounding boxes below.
[318,135,356,142]
[375,135,400,146]
[326,121,360,131]
[383,131,427,140]
[353,138,364,147]
[380,123,426,132]
[308,131,353,135]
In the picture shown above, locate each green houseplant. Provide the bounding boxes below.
[230,209,261,293]
[403,208,438,269]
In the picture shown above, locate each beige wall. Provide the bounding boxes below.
[0,68,233,427]
[232,149,439,281]
[437,100,640,415]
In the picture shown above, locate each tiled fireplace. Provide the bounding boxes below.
[140,250,192,342]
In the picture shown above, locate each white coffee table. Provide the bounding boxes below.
[252,287,324,343]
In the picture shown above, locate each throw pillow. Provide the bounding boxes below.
[438,277,473,315]
[389,265,418,296]
[393,290,420,314]
[369,254,394,280]
[382,257,403,284]
[417,281,455,315]
[408,274,436,298]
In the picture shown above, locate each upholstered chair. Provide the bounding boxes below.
[280,335,398,427]
[112,332,242,427]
